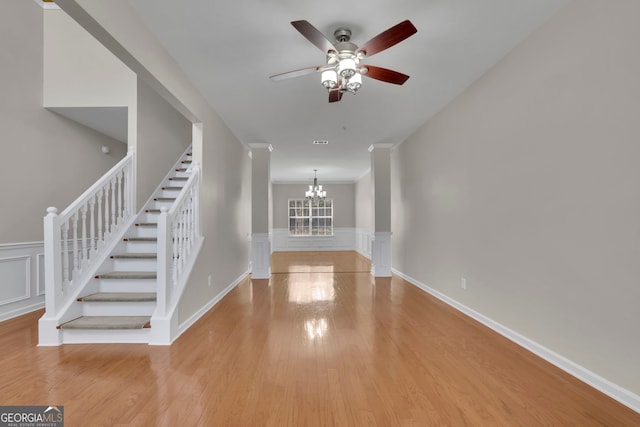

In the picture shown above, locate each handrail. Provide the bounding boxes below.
[156,162,201,317]
[43,151,136,317]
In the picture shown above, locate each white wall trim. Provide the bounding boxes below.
[271,228,373,255]
[354,228,373,259]
[251,233,271,278]
[36,253,46,296]
[272,227,358,252]
[0,256,31,305]
[0,242,45,322]
[0,241,44,250]
[0,302,45,323]
[371,232,392,277]
[392,268,640,414]
[176,270,250,339]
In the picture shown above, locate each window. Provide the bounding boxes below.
[288,198,333,236]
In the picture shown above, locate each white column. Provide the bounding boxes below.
[249,144,273,279]
[369,144,393,277]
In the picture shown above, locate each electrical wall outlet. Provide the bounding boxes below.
[461,277,467,290]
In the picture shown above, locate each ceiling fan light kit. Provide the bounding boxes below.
[270,19,417,103]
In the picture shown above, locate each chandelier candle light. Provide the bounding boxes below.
[306,169,326,200]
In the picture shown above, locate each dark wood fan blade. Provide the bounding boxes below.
[291,20,337,53]
[270,66,322,81]
[357,20,417,57]
[361,65,410,85]
[329,88,343,103]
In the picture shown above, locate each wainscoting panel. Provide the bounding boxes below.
[0,242,45,322]
[272,228,374,253]
[0,256,30,305]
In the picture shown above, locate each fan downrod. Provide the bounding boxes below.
[333,27,352,43]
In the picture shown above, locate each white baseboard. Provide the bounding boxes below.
[0,301,45,323]
[176,269,250,339]
[392,268,640,414]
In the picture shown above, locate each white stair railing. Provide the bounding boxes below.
[43,151,136,317]
[156,162,201,317]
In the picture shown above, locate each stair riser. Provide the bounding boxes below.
[139,212,162,223]
[81,301,156,317]
[150,200,174,209]
[164,180,185,188]
[128,226,158,238]
[123,241,157,253]
[173,171,191,178]
[97,279,157,293]
[61,328,151,344]
[112,258,157,271]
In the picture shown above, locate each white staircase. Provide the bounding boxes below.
[39,149,202,345]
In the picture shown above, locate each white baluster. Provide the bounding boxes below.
[110,177,117,232]
[104,183,110,236]
[62,221,70,285]
[185,193,192,256]
[81,204,88,268]
[89,197,96,256]
[124,161,131,218]
[72,212,79,279]
[172,218,179,287]
[178,210,185,276]
[97,188,104,247]
[116,171,122,225]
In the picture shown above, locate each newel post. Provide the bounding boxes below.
[43,207,63,316]
[156,207,171,317]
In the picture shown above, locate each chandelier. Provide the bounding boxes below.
[305,169,326,200]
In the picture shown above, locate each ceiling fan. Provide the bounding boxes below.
[270,20,417,103]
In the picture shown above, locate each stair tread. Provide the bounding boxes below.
[124,237,157,242]
[78,292,156,302]
[95,271,157,279]
[153,197,176,201]
[169,177,188,181]
[59,316,151,330]
[111,253,157,259]
[161,186,182,191]
[135,222,158,227]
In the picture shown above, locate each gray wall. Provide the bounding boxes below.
[136,77,191,209]
[355,172,372,231]
[392,0,640,395]
[272,183,355,229]
[0,0,127,244]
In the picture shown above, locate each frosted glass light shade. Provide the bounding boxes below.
[346,73,362,92]
[321,70,338,89]
[338,58,356,78]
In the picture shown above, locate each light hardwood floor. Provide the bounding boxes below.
[1,251,638,426]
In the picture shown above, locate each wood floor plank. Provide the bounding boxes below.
[0,251,638,426]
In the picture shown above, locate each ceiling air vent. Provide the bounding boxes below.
[313,140,329,145]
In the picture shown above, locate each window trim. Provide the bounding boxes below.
[287,198,334,237]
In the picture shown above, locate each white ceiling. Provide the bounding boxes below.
[127,0,568,183]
